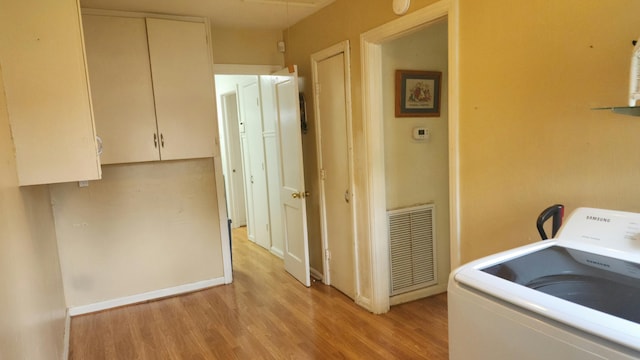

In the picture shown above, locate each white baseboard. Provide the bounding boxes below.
[389,284,447,306]
[62,309,70,360]
[68,277,225,316]
[310,267,323,282]
[270,247,284,259]
[356,295,372,312]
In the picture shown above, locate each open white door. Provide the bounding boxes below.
[273,66,310,287]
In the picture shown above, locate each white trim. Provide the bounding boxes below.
[389,284,447,306]
[310,40,359,299]
[270,247,284,259]
[68,278,225,316]
[62,309,70,360]
[448,0,461,271]
[310,267,324,281]
[356,295,372,309]
[360,0,458,314]
[81,8,206,23]
[215,155,234,284]
[214,64,283,75]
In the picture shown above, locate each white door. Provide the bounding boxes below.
[238,79,271,249]
[82,15,159,164]
[314,49,355,298]
[145,18,217,161]
[273,66,310,287]
[221,92,247,227]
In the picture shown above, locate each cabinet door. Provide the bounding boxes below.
[83,15,160,164]
[146,18,217,161]
[0,0,101,185]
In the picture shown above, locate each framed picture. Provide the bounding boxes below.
[395,70,442,117]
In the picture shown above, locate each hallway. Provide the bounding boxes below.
[69,227,449,359]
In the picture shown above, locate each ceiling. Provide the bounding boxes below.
[79,0,336,29]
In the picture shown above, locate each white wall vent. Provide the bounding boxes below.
[388,204,437,296]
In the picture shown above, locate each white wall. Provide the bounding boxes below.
[0,66,67,359]
[381,19,450,297]
[51,159,223,308]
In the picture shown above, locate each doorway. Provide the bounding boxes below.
[361,0,459,314]
[214,65,311,287]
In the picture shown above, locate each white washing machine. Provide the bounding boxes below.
[448,207,640,360]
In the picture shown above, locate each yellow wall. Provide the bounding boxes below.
[286,0,640,299]
[211,26,284,65]
[458,0,640,262]
[0,67,67,358]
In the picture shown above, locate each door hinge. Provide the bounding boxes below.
[320,168,326,180]
[315,83,321,94]
[325,249,331,261]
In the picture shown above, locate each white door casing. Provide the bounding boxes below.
[274,66,310,287]
[311,41,357,300]
[360,0,458,313]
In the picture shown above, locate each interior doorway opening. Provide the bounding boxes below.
[361,0,459,314]
[214,65,312,287]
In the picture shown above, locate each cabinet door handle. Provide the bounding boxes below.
[154,133,158,148]
[160,133,165,148]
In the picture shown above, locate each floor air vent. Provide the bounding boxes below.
[388,204,437,296]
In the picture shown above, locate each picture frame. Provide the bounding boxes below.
[395,70,442,117]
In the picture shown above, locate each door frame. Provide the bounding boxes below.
[219,90,247,228]
[310,41,358,292]
[360,0,460,313]
[214,64,284,284]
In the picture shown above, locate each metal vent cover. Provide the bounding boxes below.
[388,204,437,295]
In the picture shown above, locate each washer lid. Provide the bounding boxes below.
[482,245,640,325]
[454,240,640,353]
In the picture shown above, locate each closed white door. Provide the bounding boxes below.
[239,123,255,241]
[314,50,355,298]
[238,79,271,250]
[274,66,310,287]
[222,92,247,227]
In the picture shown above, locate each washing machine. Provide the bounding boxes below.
[448,207,640,359]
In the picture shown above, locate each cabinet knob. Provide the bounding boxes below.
[153,133,158,148]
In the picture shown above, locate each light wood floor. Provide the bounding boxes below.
[69,227,449,359]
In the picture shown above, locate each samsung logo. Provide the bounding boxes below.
[586,215,611,223]
[586,259,611,268]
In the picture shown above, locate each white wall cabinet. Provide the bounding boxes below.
[83,14,217,165]
[0,0,101,185]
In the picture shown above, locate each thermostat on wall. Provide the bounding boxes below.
[412,127,430,142]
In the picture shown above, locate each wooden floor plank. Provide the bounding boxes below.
[69,227,449,359]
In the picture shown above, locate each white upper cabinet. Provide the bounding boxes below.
[0,0,101,185]
[82,14,217,165]
[82,15,160,164]
[146,18,217,161]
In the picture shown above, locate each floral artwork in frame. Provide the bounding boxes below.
[395,70,442,117]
